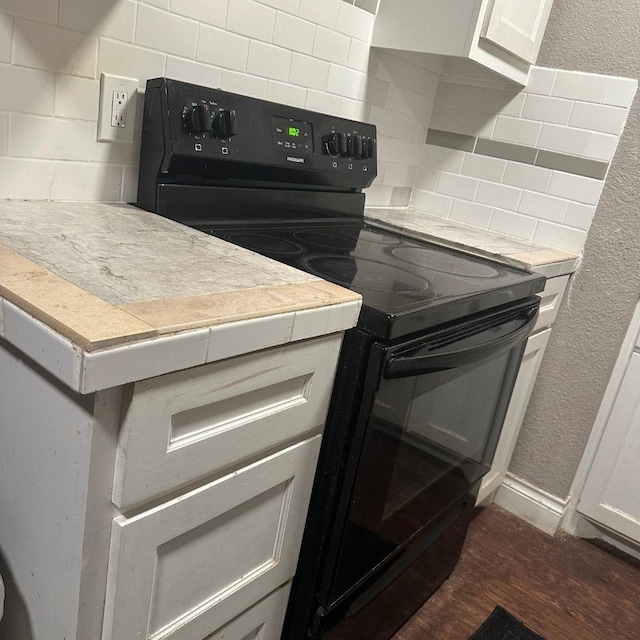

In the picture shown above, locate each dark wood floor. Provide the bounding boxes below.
[392,505,640,640]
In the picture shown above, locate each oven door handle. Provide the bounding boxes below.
[384,307,538,379]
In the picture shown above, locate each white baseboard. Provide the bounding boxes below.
[492,474,570,536]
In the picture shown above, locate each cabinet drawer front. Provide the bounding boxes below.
[205,584,291,640]
[114,334,342,510]
[102,436,320,640]
[534,275,569,333]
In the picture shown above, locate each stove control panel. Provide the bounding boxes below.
[138,78,377,197]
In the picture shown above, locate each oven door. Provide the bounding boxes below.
[322,297,539,611]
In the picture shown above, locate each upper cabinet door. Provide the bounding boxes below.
[482,0,555,63]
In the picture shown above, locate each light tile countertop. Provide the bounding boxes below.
[365,207,580,278]
[0,201,361,393]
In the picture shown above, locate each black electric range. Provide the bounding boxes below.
[136,78,545,640]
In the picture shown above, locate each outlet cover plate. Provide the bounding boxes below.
[98,74,138,143]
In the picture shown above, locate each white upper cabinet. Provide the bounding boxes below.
[372,0,555,84]
[483,0,555,63]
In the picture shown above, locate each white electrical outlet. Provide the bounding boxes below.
[98,74,138,143]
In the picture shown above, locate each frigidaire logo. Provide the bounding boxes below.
[286,156,305,163]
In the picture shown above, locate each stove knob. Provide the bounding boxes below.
[361,136,371,159]
[323,132,347,157]
[213,110,237,139]
[346,134,363,158]
[184,104,213,134]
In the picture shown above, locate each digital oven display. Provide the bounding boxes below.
[273,116,313,154]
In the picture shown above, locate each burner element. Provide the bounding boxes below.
[391,246,500,278]
[223,233,304,256]
[303,255,430,294]
[294,231,357,251]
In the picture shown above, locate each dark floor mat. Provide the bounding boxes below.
[469,606,546,640]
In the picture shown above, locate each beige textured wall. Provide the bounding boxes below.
[509,0,640,497]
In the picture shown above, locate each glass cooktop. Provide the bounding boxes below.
[202,220,544,340]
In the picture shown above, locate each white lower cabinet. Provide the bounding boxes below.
[477,275,569,504]
[0,332,343,640]
[103,436,321,640]
[577,311,640,546]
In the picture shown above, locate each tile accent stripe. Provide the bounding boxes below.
[426,129,476,152]
[426,128,610,180]
[342,0,378,15]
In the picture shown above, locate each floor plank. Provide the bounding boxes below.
[392,505,640,640]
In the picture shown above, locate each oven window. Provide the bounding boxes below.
[329,345,520,603]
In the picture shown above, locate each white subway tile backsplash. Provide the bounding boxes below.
[553,70,608,103]
[450,199,493,228]
[289,53,330,91]
[422,145,466,174]
[412,189,453,217]
[533,220,587,254]
[220,69,268,98]
[122,166,139,203]
[140,0,170,8]
[475,181,522,210]
[436,172,479,201]
[383,162,415,187]
[563,202,596,231]
[0,0,57,24]
[548,171,603,206]
[50,162,123,201]
[0,64,55,116]
[312,25,350,65]
[336,1,374,43]
[518,191,569,223]
[327,65,366,100]
[430,106,495,138]
[0,158,50,199]
[340,97,366,120]
[266,80,307,108]
[461,154,507,183]
[54,76,100,121]
[247,40,292,82]
[0,112,8,155]
[364,76,390,108]
[489,209,537,240]
[273,11,316,55]
[347,39,370,73]
[257,0,300,13]
[537,123,590,156]
[136,4,198,58]
[299,0,340,29]
[14,20,98,78]
[165,56,223,88]
[492,116,542,147]
[392,113,419,143]
[602,77,638,108]
[305,89,342,115]
[583,131,619,163]
[59,0,137,42]
[368,106,397,137]
[10,115,92,161]
[385,84,415,116]
[568,102,628,136]
[522,94,573,125]
[98,39,167,88]
[364,185,394,207]
[170,0,229,28]
[502,162,552,193]
[196,25,249,71]
[227,0,276,42]
[523,68,557,96]
[0,15,13,62]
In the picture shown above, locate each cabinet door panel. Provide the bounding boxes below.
[102,436,321,640]
[578,352,640,544]
[203,584,291,640]
[114,335,341,510]
[483,0,554,63]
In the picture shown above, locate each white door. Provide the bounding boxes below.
[578,351,640,545]
[483,0,554,63]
